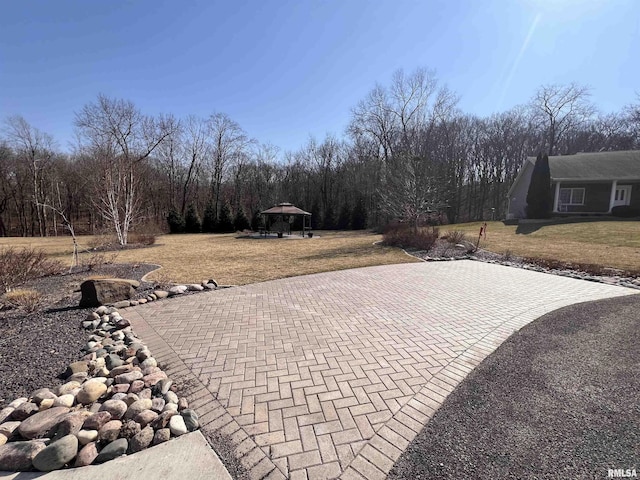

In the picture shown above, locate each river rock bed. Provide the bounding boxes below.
[0,305,200,472]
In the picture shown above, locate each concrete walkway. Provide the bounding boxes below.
[125,261,636,480]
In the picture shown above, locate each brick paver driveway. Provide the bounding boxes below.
[126,261,636,480]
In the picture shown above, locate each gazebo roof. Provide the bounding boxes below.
[260,203,311,216]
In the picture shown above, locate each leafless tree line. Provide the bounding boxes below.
[1,71,639,241]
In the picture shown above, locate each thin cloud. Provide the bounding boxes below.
[498,13,542,110]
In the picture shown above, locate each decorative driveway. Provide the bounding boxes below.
[125,261,636,480]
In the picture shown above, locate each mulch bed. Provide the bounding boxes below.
[0,263,158,407]
[389,294,640,479]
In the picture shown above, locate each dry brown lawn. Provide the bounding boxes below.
[0,231,417,285]
[445,219,640,272]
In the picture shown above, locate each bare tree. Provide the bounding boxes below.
[530,83,596,155]
[75,94,175,245]
[4,116,55,236]
[207,113,250,219]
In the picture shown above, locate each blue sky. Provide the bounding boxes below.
[1,0,639,155]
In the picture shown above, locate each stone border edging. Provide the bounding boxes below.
[0,305,201,473]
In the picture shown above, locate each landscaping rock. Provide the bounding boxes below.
[76,380,107,405]
[53,412,88,437]
[32,434,78,471]
[31,388,57,405]
[168,285,188,296]
[98,420,122,442]
[120,420,141,439]
[150,410,176,429]
[100,399,128,420]
[74,441,98,467]
[125,398,152,420]
[18,407,70,439]
[181,409,199,432]
[187,284,204,291]
[94,438,128,463]
[153,290,169,299]
[79,279,136,308]
[0,407,15,423]
[11,402,38,421]
[65,360,88,378]
[115,370,143,384]
[151,397,165,413]
[129,426,154,453]
[76,429,98,445]
[143,370,167,388]
[57,381,82,396]
[0,440,47,471]
[152,428,170,446]
[82,411,112,430]
[0,422,21,438]
[134,409,158,428]
[169,415,187,436]
[53,394,75,408]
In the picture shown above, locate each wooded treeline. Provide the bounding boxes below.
[1,68,639,241]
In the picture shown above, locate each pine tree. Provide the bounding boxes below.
[250,210,262,231]
[310,202,320,229]
[202,201,217,233]
[167,209,185,234]
[184,204,201,233]
[322,204,336,230]
[234,207,251,231]
[218,203,235,233]
[526,153,552,219]
[337,202,351,230]
[351,196,368,230]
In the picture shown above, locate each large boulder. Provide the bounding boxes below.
[0,440,47,471]
[79,278,139,308]
[18,407,70,439]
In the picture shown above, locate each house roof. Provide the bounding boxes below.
[260,203,311,216]
[541,150,640,181]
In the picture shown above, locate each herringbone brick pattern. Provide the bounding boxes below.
[125,261,636,479]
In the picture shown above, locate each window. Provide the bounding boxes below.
[559,187,585,205]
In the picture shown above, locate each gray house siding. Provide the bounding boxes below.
[553,182,611,213]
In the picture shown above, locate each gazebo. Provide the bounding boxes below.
[259,203,312,237]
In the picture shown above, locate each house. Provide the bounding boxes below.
[507,150,640,219]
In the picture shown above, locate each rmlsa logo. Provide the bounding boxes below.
[608,469,637,478]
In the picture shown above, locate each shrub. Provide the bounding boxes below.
[127,232,157,246]
[217,203,235,233]
[322,204,336,230]
[351,197,367,230]
[443,230,467,244]
[184,204,202,233]
[2,289,42,312]
[233,208,251,231]
[202,202,217,233]
[382,223,439,251]
[0,247,63,293]
[250,210,262,231]
[526,152,552,219]
[337,203,351,230]
[611,205,640,218]
[167,209,186,233]
[82,251,118,271]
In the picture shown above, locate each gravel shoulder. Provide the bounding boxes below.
[0,263,158,407]
[389,294,640,480]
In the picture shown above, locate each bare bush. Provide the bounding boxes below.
[0,247,63,293]
[382,223,439,251]
[81,251,119,271]
[2,289,42,312]
[128,232,157,246]
[443,230,467,244]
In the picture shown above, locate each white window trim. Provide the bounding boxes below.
[559,187,585,206]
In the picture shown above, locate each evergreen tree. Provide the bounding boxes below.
[250,210,263,231]
[218,203,235,233]
[351,196,368,230]
[322,204,336,230]
[337,202,351,230]
[202,201,217,233]
[234,207,251,231]
[184,204,202,233]
[310,202,320,229]
[526,152,552,219]
[167,209,185,234]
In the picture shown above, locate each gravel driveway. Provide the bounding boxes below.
[388,294,640,480]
